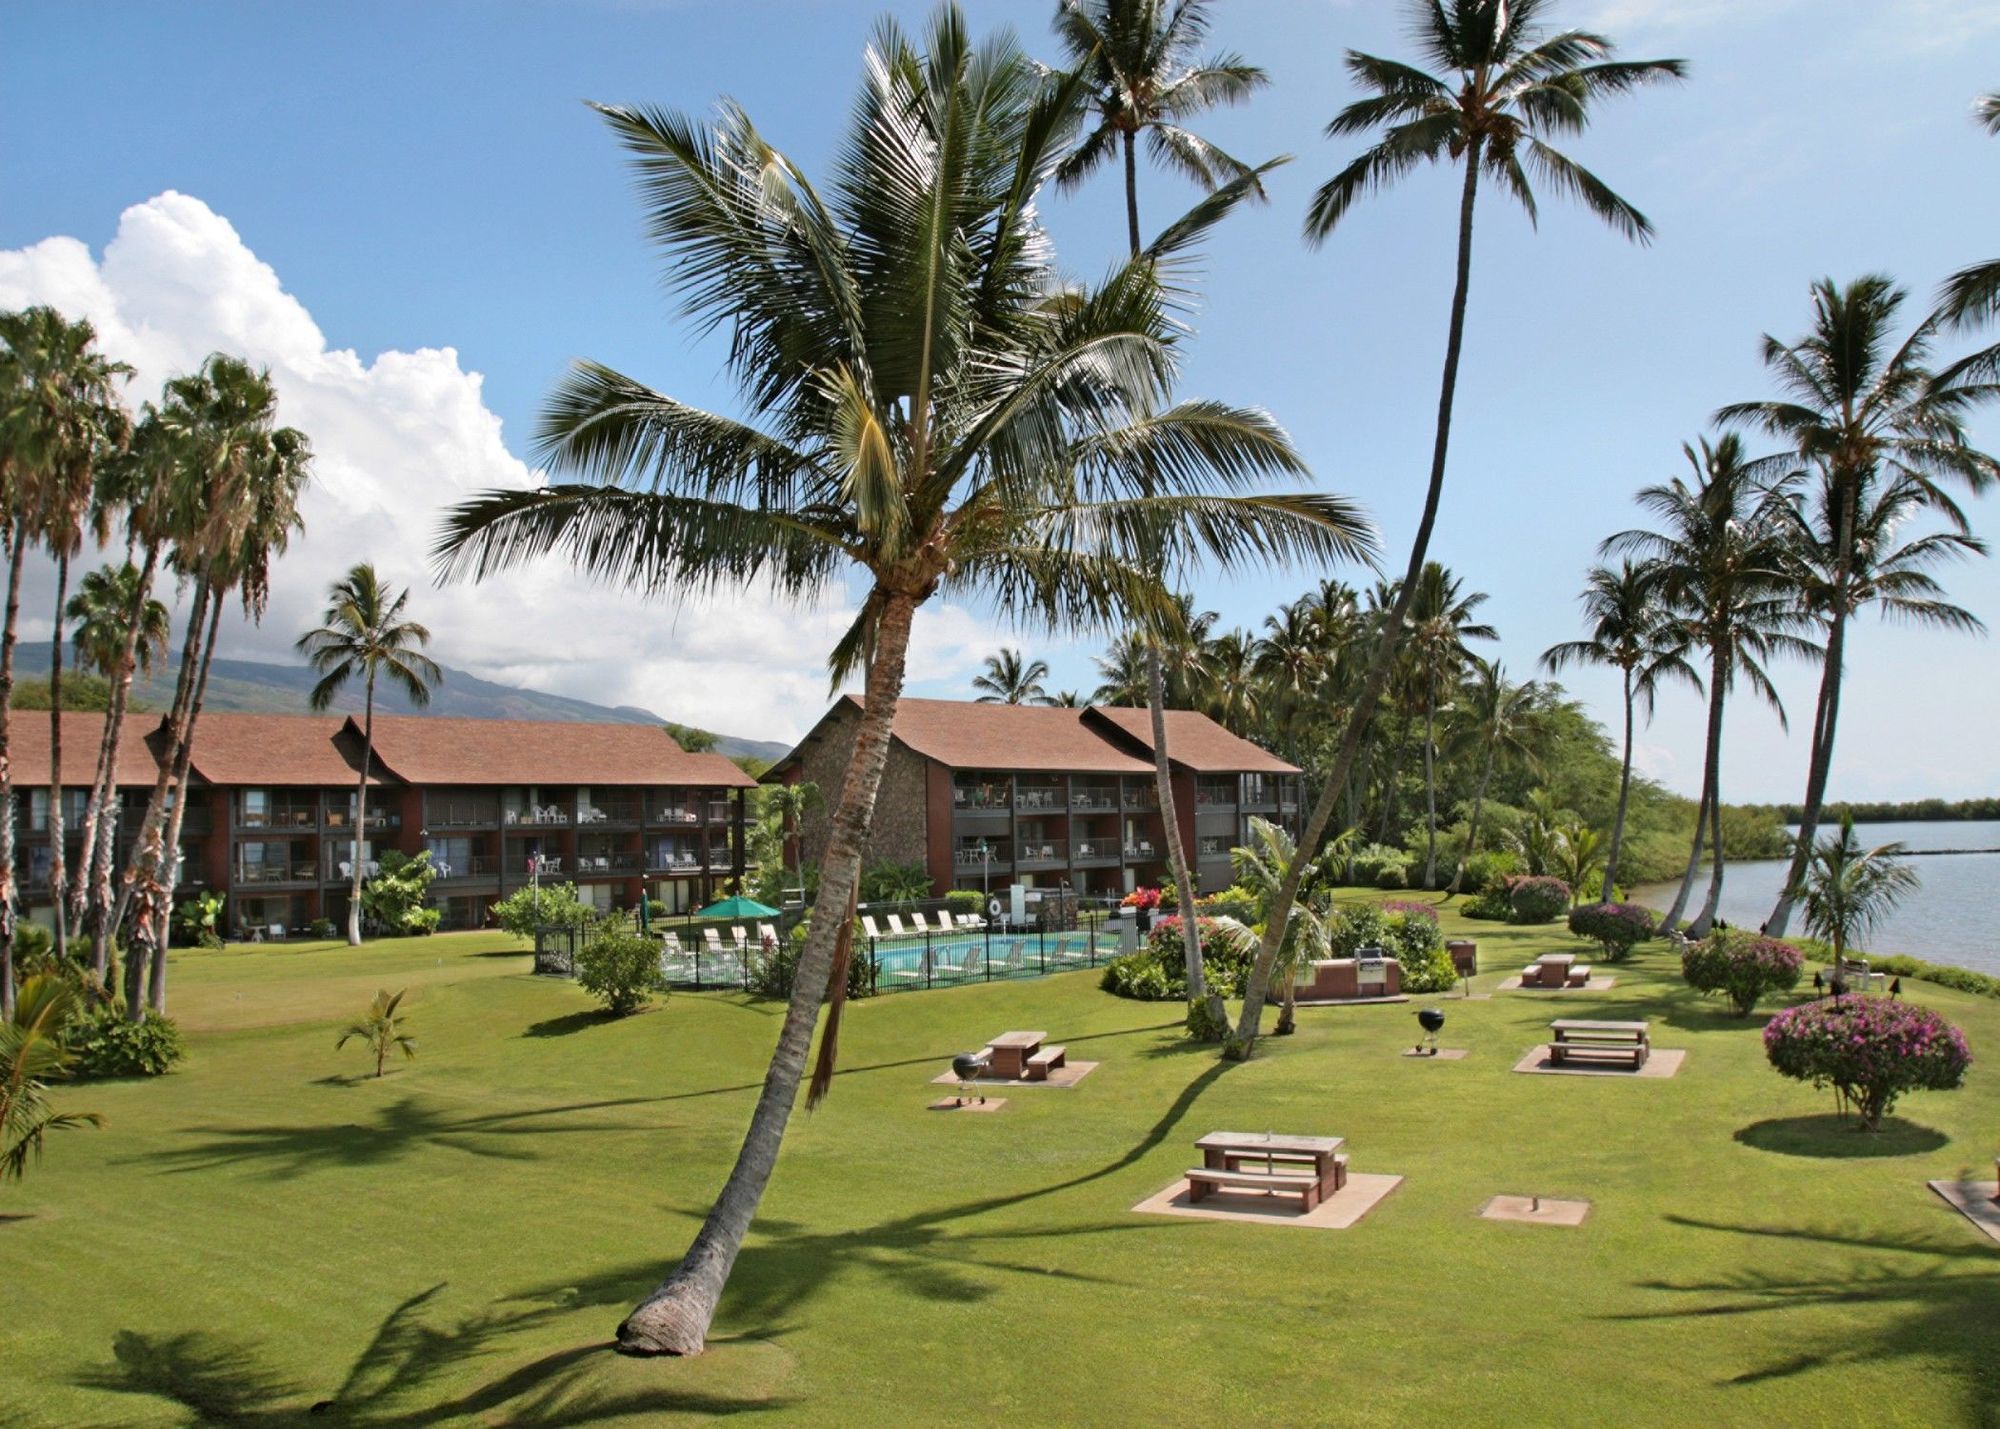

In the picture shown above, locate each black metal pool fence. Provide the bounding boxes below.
[533,892,1137,995]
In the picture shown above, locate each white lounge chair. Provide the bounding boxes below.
[887,948,940,982]
[862,915,885,941]
[757,922,781,951]
[937,942,986,980]
[703,927,726,956]
[955,912,983,930]
[886,914,910,936]
[729,925,752,954]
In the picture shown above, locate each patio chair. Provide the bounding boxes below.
[886,913,910,936]
[888,948,938,982]
[956,913,984,930]
[758,922,781,951]
[939,942,986,979]
[703,927,726,955]
[861,915,885,941]
[728,926,752,954]
[998,939,1026,973]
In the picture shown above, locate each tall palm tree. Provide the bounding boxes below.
[432,7,1369,1357]
[120,355,312,1018]
[1056,0,1281,1033]
[971,646,1055,704]
[296,564,442,946]
[1090,630,1151,705]
[1443,659,1538,893]
[64,560,170,981]
[1539,561,1699,899]
[1718,276,1999,935]
[1794,813,1920,967]
[1605,434,1815,935]
[1236,0,1684,1054]
[1406,562,1495,887]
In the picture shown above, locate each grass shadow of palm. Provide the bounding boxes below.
[522,1010,622,1039]
[1734,1115,1949,1158]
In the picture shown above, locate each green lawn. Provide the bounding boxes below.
[7,900,1997,1426]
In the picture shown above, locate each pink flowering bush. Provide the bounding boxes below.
[1763,998,1972,1130]
[1121,886,1162,911]
[1504,876,1571,925]
[1567,902,1657,962]
[1379,900,1439,924]
[1682,929,1804,1015]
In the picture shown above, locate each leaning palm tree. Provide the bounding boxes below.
[1405,562,1495,888]
[1235,0,1684,1055]
[1718,275,1999,935]
[1605,434,1816,935]
[1443,659,1539,894]
[970,646,1055,704]
[1794,814,1920,968]
[1539,561,1699,899]
[432,7,1370,1357]
[1,974,103,1181]
[296,564,442,946]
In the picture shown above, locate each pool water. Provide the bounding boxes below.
[865,931,1103,983]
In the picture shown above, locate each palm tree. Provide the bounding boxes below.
[336,988,417,1079]
[432,8,1368,1356]
[761,780,823,901]
[1553,818,1604,905]
[1050,689,1083,706]
[1056,0,1281,1034]
[1514,787,1564,877]
[971,647,1055,704]
[1236,0,1684,1054]
[1539,561,1699,899]
[1718,276,1999,935]
[1605,434,1815,935]
[1,975,103,1180]
[120,356,313,1018]
[1794,813,1920,967]
[296,565,442,946]
[1227,815,1336,1036]
[1090,630,1151,705]
[1405,562,1495,887]
[1444,660,1539,893]
[1934,91,2000,333]
[64,560,170,981]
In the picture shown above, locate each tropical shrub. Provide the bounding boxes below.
[1461,848,1520,895]
[1380,900,1438,924]
[1567,902,1656,962]
[1327,902,1386,958]
[1381,910,1454,993]
[1374,862,1408,890]
[1197,887,1259,924]
[752,919,874,1002]
[1505,876,1571,925]
[171,892,224,949]
[1100,953,1174,1000]
[576,931,670,1016]
[1682,929,1804,1016]
[1100,917,1252,1001]
[1122,886,1162,912]
[361,851,440,937]
[1349,843,1410,888]
[66,1005,187,1079]
[859,860,932,905]
[336,989,417,1077]
[1459,885,1511,921]
[491,881,593,941]
[943,889,984,918]
[309,917,338,940]
[3,976,103,1180]
[1763,998,1971,1130]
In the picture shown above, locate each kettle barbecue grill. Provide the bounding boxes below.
[950,1051,989,1105]
[1414,1006,1446,1056]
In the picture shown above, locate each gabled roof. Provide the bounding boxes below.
[1085,706,1301,775]
[358,715,757,788]
[6,710,167,787]
[184,714,375,786]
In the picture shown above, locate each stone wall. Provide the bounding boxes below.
[786,704,932,886]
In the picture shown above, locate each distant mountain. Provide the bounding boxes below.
[10,645,791,764]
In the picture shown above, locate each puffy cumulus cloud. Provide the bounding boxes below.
[0,192,1041,742]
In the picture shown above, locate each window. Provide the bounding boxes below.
[27,789,48,832]
[242,789,270,826]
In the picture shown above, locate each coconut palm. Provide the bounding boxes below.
[336,988,417,1079]
[1406,563,1495,887]
[1056,0,1282,1033]
[1604,434,1816,935]
[1235,0,1685,1054]
[431,8,1369,1356]
[1,974,103,1181]
[1228,815,1338,1036]
[761,780,823,900]
[1794,813,1920,967]
[1553,818,1604,905]
[1718,276,2000,936]
[1539,561,1700,899]
[1090,630,1151,705]
[971,646,1055,705]
[1933,92,2000,334]
[64,560,170,980]
[1444,660,1539,893]
[296,564,442,946]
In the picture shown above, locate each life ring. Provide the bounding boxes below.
[987,896,1003,918]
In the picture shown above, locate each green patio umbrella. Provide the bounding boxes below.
[697,895,782,920]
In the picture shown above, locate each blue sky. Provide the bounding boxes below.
[4,0,1998,802]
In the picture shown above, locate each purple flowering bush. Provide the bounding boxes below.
[1505,876,1571,925]
[1379,900,1439,924]
[1763,998,1972,1130]
[1682,929,1804,1015]
[1567,902,1657,962]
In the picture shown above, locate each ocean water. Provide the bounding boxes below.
[1631,820,2000,978]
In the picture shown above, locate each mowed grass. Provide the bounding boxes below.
[6,900,1998,1427]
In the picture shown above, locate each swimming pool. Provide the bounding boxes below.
[863,930,1106,989]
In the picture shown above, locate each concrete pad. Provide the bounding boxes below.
[928,1096,1007,1113]
[928,1060,1099,1090]
[1400,1048,1469,1061]
[1480,1194,1591,1227]
[1927,1181,2000,1246]
[1512,1045,1686,1079]
[1292,994,1410,1007]
[1497,977,1617,992]
[1131,1172,1403,1230]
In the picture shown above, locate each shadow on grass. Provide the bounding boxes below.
[522,1010,623,1039]
[1616,1215,2000,1426]
[77,1283,793,1424]
[1734,1115,1949,1158]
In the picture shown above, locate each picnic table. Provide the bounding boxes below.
[1522,952,1589,989]
[1189,1131,1348,1209]
[1549,1019,1650,1067]
[984,1030,1048,1080]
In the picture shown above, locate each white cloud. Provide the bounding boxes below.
[0,192,1027,744]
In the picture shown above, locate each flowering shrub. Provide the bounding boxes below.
[1121,887,1162,911]
[1682,929,1804,1016]
[1567,902,1657,962]
[1381,911,1454,993]
[1505,876,1571,925]
[1763,998,1971,1130]
[1380,900,1439,924]
[1100,916,1252,1001]
[1328,902,1386,958]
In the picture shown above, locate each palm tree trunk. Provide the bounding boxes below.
[1421,678,1438,889]
[1232,142,1485,1057]
[47,553,71,961]
[1689,743,1728,937]
[81,545,160,981]
[1663,648,1727,932]
[1148,645,1209,1021]
[615,588,919,1357]
[149,594,224,1014]
[1121,130,1141,255]
[1446,742,1496,896]
[1601,667,1636,900]
[0,524,26,1022]
[1765,608,1845,936]
[349,676,373,946]
[1375,718,1410,842]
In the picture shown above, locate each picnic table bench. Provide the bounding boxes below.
[983,1030,1046,1080]
[1520,954,1590,988]
[1189,1132,1346,1210]
[1549,1019,1650,1068]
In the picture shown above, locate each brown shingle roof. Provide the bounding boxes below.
[771,696,1155,775]
[184,713,373,786]
[360,715,756,788]
[1084,706,1300,774]
[7,710,165,787]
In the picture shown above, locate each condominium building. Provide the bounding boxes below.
[9,712,755,935]
[767,697,1304,900]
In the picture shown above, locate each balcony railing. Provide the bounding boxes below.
[1068,790,1118,811]
[649,850,704,872]
[236,862,316,885]
[573,853,640,876]
[1123,841,1161,860]
[1014,785,1063,813]
[425,798,500,828]
[1198,839,1233,859]
[323,856,383,882]
[1195,785,1238,807]
[505,855,569,878]
[952,786,1012,811]
[326,808,401,831]
[954,843,1012,868]
[239,805,318,830]
[1122,788,1158,809]
[648,801,703,826]
[1073,840,1118,862]
[433,855,496,881]
[577,800,642,825]
[1017,838,1066,866]
[503,805,571,827]
[706,800,735,823]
